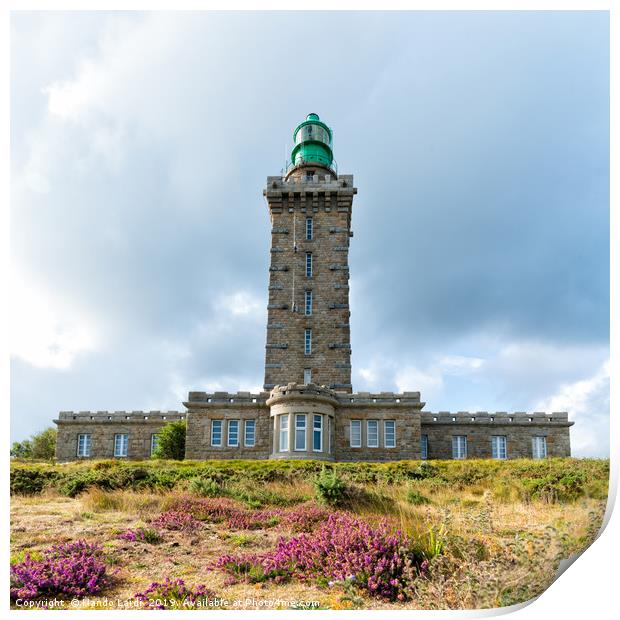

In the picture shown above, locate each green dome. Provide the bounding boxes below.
[290,113,335,172]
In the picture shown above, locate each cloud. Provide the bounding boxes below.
[535,361,610,457]
[10,270,100,370]
[10,12,609,456]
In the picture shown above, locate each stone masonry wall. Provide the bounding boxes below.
[334,391,424,461]
[184,392,271,460]
[421,412,573,458]
[263,170,356,391]
[54,411,185,461]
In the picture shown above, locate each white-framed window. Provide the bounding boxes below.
[150,433,159,456]
[306,252,313,277]
[77,433,91,457]
[350,420,361,448]
[304,290,313,315]
[211,420,223,447]
[367,420,379,448]
[384,420,396,448]
[114,433,128,457]
[244,420,256,447]
[295,414,307,451]
[452,435,467,460]
[532,436,547,459]
[491,435,507,460]
[304,329,312,355]
[227,420,239,447]
[313,414,323,452]
[421,435,428,460]
[306,217,313,240]
[279,415,289,452]
[303,368,312,384]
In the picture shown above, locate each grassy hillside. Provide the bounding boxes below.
[10,458,609,610]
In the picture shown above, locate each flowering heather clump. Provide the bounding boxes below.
[152,510,202,532]
[226,509,281,530]
[118,527,163,544]
[10,540,108,601]
[168,497,283,530]
[281,503,333,532]
[134,577,214,609]
[216,513,428,601]
[169,496,240,521]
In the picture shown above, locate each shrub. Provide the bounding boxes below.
[522,470,587,503]
[134,578,214,609]
[151,420,187,460]
[152,510,202,532]
[10,540,108,601]
[10,466,60,495]
[314,467,347,507]
[216,513,429,601]
[188,477,220,497]
[406,488,430,506]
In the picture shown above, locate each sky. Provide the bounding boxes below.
[10,11,609,456]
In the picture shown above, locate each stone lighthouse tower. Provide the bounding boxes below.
[263,113,357,392]
[55,112,573,463]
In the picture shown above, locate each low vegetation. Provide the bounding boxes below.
[10,458,608,610]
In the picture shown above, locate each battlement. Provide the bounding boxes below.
[421,411,573,425]
[186,391,270,405]
[56,411,184,422]
[264,174,356,198]
[338,391,423,406]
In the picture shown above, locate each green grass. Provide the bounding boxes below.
[11,458,609,504]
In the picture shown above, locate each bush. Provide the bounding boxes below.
[151,420,186,460]
[314,467,347,507]
[10,541,108,601]
[10,466,60,495]
[406,488,430,505]
[188,477,220,497]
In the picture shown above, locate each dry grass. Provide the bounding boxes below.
[10,461,608,610]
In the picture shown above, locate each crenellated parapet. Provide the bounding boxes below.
[421,411,573,426]
[55,411,184,423]
[186,391,269,405]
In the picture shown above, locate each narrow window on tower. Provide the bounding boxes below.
[295,414,307,451]
[304,329,312,355]
[313,414,322,452]
[305,290,312,315]
[279,416,289,452]
[303,368,312,384]
[305,252,313,277]
[306,217,313,240]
